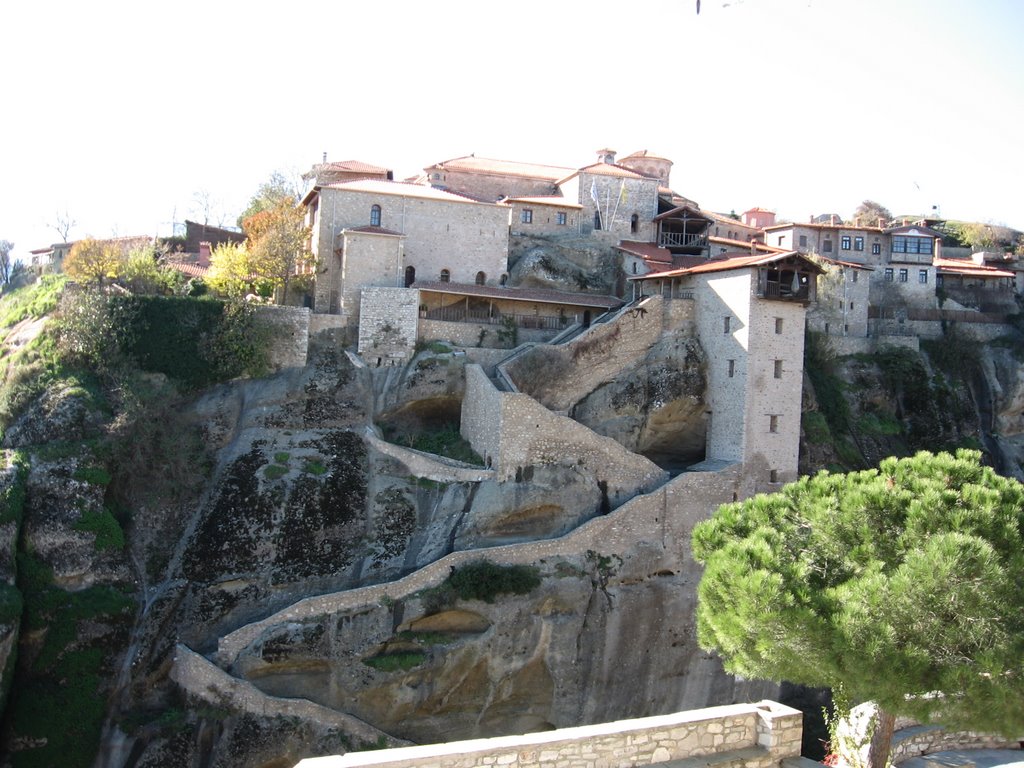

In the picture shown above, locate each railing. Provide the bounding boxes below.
[422,306,569,331]
[659,232,708,248]
[758,282,811,301]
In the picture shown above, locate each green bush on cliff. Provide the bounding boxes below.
[447,560,541,603]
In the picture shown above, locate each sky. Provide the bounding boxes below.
[2,0,1022,260]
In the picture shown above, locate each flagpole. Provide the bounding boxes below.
[609,179,625,231]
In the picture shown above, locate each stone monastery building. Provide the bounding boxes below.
[299,146,1014,490]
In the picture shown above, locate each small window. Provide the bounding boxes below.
[370,204,381,227]
[872,242,881,255]
[852,270,858,283]
[631,261,638,274]
[594,211,602,230]
[774,359,783,379]
[630,213,639,234]
[769,469,779,484]
[774,317,783,334]
[841,235,851,250]
[769,415,779,433]
[440,269,450,283]
[778,236,785,246]
[919,269,928,284]
[798,234,808,248]
[728,359,735,377]
[723,316,731,333]
[854,236,864,251]
[521,209,533,224]
[824,322,830,334]
[556,211,567,226]
[476,271,486,285]
[884,268,894,282]
[822,240,833,253]
[899,269,908,283]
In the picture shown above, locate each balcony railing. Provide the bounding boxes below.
[758,281,812,301]
[659,232,708,248]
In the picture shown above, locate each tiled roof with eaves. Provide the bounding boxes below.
[933,257,1014,279]
[425,155,572,181]
[502,195,582,209]
[317,179,507,207]
[617,241,674,263]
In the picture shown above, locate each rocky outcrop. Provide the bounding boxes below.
[508,236,620,296]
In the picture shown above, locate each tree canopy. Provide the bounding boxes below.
[237,171,299,226]
[241,200,312,301]
[852,200,891,227]
[64,238,125,283]
[692,450,1024,764]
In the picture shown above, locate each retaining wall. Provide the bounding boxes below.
[363,428,495,483]
[294,700,803,768]
[255,305,310,369]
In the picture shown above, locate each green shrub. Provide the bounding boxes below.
[264,464,288,480]
[802,412,831,445]
[362,651,426,672]
[274,452,290,464]
[392,425,483,466]
[72,466,111,486]
[856,412,902,437]
[73,508,125,552]
[303,460,327,476]
[446,560,541,603]
[0,454,28,525]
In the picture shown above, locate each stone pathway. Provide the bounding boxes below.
[902,750,1024,768]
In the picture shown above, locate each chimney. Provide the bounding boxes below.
[198,241,211,267]
[322,151,327,163]
[597,148,617,165]
[810,214,815,224]
[854,217,860,227]
[750,240,757,255]
[830,214,838,226]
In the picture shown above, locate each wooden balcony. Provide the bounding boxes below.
[659,232,708,249]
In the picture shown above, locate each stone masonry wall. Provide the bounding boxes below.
[461,364,667,505]
[254,305,310,370]
[835,702,1021,768]
[294,701,804,768]
[358,288,420,364]
[340,231,404,319]
[507,295,695,411]
[419,318,558,349]
[212,464,741,665]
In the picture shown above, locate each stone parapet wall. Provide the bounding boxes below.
[309,313,348,335]
[254,305,310,370]
[869,319,1012,342]
[461,364,667,503]
[835,702,1021,768]
[363,428,495,483]
[171,644,399,747]
[418,319,558,349]
[295,701,803,768]
[214,466,740,665]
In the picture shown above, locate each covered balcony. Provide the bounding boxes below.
[756,256,819,304]
[654,204,712,256]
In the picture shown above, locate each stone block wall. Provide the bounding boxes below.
[294,701,803,768]
[358,288,420,365]
[835,702,1021,768]
[461,365,667,506]
[418,319,558,349]
[339,230,404,318]
[254,305,311,370]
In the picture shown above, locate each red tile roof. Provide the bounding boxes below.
[815,255,875,271]
[621,150,672,163]
[168,262,209,278]
[617,241,674,263]
[559,162,652,185]
[708,236,785,254]
[320,159,390,174]
[425,155,572,181]
[933,257,1014,279]
[414,281,622,309]
[630,251,822,280]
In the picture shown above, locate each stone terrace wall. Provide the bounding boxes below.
[419,318,558,348]
[358,287,420,365]
[836,702,1021,768]
[212,465,740,665]
[295,701,803,768]
[255,305,310,370]
[363,428,495,483]
[461,364,667,503]
[171,645,400,747]
[507,295,695,411]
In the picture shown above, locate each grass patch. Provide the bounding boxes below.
[264,464,288,480]
[73,507,125,552]
[856,412,902,437]
[72,466,111,486]
[388,424,483,466]
[303,459,327,476]
[273,452,290,464]
[362,651,426,672]
[414,340,451,355]
[397,629,457,645]
[802,411,831,445]
[0,274,68,328]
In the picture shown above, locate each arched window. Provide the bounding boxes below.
[499,273,508,286]
[475,271,486,285]
[594,211,602,231]
[630,213,639,234]
[404,265,416,287]
[370,205,381,227]
[440,269,450,283]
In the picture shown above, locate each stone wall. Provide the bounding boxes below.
[461,364,667,502]
[507,199,581,237]
[358,288,420,365]
[254,305,310,370]
[363,428,495,484]
[171,645,399,747]
[339,230,405,319]
[835,702,1021,768]
[294,701,803,768]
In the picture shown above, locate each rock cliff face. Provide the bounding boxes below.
[4,314,1024,768]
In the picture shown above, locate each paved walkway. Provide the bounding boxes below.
[902,750,1024,768]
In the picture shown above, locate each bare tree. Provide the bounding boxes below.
[50,209,76,243]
